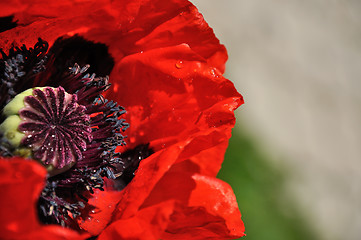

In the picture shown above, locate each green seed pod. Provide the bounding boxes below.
[0,88,39,150]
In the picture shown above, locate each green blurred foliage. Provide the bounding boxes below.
[218,127,318,240]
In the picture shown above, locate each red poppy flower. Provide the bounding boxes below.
[0,0,245,239]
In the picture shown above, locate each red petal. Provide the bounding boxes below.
[164,205,236,240]
[0,158,88,239]
[120,2,228,72]
[141,160,198,208]
[113,144,183,219]
[187,174,245,238]
[14,226,87,240]
[98,200,175,240]
[77,190,123,236]
[176,130,231,176]
[0,0,25,16]
[107,44,241,153]
[139,161,245,239]
[0,158,46,236]
[0,0,226,70]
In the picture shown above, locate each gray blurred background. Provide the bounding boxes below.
[191,1,361,240]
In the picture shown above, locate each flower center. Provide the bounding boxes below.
[0,36,153,227]
[18,87,92,170]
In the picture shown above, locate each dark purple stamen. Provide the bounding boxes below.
[0,38,48,111]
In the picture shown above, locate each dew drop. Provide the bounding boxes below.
[175,60,183,69]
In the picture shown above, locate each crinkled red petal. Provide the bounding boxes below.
[138,160,245,239]
[98,200,175,240]
[0,0,227,70]
[107,44,242,177]
[107,44,241,152]
[186,174,245,238]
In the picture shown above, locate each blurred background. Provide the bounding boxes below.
[190,1,361,240]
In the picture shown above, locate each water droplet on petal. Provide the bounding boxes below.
[175,60,183,69]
